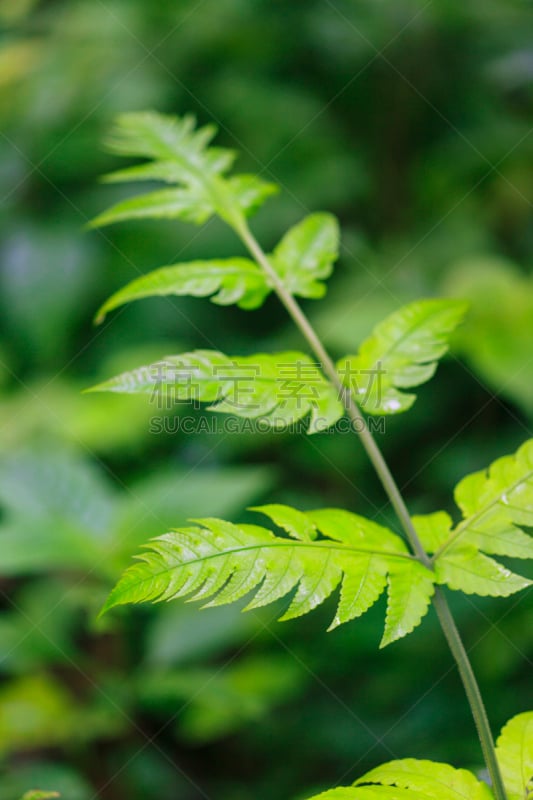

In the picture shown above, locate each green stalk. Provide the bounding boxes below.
[432,590,508,800]
[234,216,508,800]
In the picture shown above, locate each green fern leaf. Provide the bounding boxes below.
[412,512,453,553]
[495,711,533,800]
[337,299,468,415]
[251,504,318,541]
[90,178,277,229]
[94,215,337,319]
[100,157,234,184]
[451,439,533,558]
[103,112,223,163]
[414,510,531,598]
[93,117,342,310]
[91,111,277,229]
[94,259,269,322]
[226,174,279,216]
[414,442,533,598]
[272,213,340,299]
[305,787,432,799]
[102,506,433,644]
[303,509,434,641]
[87,350,344,434]
[435,545,529,597]
[89,186,215,228]
[380,561,435,648]
[355,758,493,800]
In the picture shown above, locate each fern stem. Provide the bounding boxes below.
[234,219,429,562]
[235,217,508,800]
[432,590,507,800]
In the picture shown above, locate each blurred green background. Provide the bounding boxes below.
[0,1,532,798]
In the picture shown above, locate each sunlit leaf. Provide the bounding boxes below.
[91,111,277,229]
[355,758,493,800]
[337,299,468,414]
[495,711,533,800]
[304,787,431,799]
[94,259,269,322]
[380,561,435,648]
[226,174,279,216]
[420,441,533,598]
[435,546,529,597]
[103,506,433,645]
[252,503,318,541]
[87,350,344,434]
[89,186,214,228]
[272,213,340,299]
[412,512,453,553]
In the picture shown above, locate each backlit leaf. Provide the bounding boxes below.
[337,299,468,415]
[426,441,533,598]
[355,758,493,800]
[87,350,344,434]
[91,111,277,229]
[102,506,432,645]
[94,259,269,322]
[272,213,340,299]
[495,711,533,800]
[380,561,435,648]
[305,787,431,799]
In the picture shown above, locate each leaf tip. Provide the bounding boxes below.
[378,633,393,649]
[85,215,105,231]
[82,384,99,394]
[98,595,116,618]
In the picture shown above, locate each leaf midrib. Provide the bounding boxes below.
[125,262,263,281]
[126,362,335,392]
[118,538,416,597]
[367,304,449,370]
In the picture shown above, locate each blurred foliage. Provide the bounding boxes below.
[0,0,531,799]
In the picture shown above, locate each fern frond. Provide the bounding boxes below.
[380,561,435,648]
[337,299,468,415]
[92,114,341,311]
[435,546,530,597]
[102,506,435,646]
[304,789,430,799]
[495,711,533,800]
[306,712,533,800]
[103,112,223,165]
[94,213,340,321]
[451,438,533,557]
[87,350,344,434]
[94,259,269,322]
[415,512,530,598]
[413,442,533,598]
[354,758,494,800]
[90,111,277,229]
[90,186,215,228]
[271,213,340,299]
[316,714,533,800]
